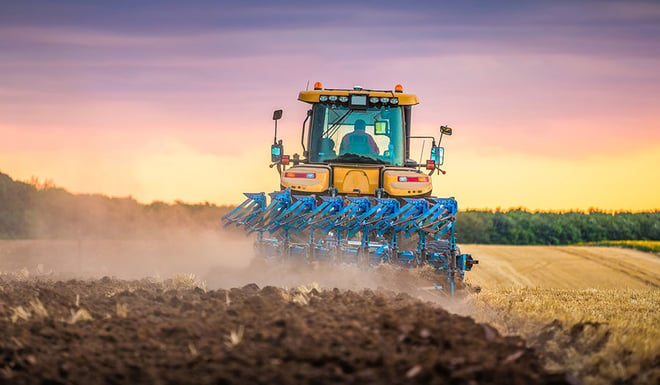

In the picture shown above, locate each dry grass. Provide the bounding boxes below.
[581,240,660,254]
[225,325,245,348]
[10,306,31,323]
[463,245,660,290]
[280,283,320,306]
[163,273,207,291]
[68,308,93,324]
[116,303,128,318]
[467,287,659,385]
[458,244,660,385]
[9,299,49,323]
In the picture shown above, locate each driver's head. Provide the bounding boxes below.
[354,119,366,131]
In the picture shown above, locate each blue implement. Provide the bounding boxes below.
[222,189,478,293]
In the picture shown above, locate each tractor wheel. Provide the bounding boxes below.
[426,239,460,256]
[426,239,462,293]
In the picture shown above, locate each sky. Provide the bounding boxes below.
[1,0,659,210]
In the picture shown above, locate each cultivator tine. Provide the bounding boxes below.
[221,192,267,228]
[340,198,372,237]
[305,196,345,231]
[390,198,429,236]
[275,195,317,230]
[363,198,401,236]
[421,198,458,239]
[247,189,292,233]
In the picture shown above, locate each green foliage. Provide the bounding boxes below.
[0,172,233,239]
[0,173,37,238]
[581,240,660,254]
[457,209,660,244]
[1,171,658,243]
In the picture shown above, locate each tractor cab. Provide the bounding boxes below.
[304,88,409,166]
[271,83,452,198]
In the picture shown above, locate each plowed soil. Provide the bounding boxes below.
[0,277,573,385]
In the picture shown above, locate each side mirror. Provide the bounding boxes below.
[273,109,283,120]
[430,146,445,165]
[440,125,452,136]
[271,142,283,163]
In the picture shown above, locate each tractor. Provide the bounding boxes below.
[223,83,477,294]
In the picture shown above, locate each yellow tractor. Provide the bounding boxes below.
[224,82,477,293]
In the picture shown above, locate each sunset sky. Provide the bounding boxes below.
[1,1,659,210]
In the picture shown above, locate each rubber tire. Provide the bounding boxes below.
[426,239,460,256]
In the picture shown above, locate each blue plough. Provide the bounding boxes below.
[222,189,477,294]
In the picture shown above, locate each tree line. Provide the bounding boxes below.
[1,172,658,242]
[456,209,660,245]
[0,172,232,239]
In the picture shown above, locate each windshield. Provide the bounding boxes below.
[308,105,405,165]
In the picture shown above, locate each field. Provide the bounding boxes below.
[460,245,660,385]
[0,240,658,384]
[579,240,660,254]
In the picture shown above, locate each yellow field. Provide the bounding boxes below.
[459,245,660,385]
[463,245,660,290]
[582,240,660,254]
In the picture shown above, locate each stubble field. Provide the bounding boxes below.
[460,245,660,385]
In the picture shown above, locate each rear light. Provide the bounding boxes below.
[281,155,290,165]
[284,172,316,179]
[397,176,429,182]
[426,160,435,170]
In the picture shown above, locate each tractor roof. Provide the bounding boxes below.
[298,87,419,106]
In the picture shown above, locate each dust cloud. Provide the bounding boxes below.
[0,229,250,281]
[0,225,469,308]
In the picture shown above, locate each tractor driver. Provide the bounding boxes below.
[339,119,380,155]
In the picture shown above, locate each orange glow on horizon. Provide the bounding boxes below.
[1,136,658,211]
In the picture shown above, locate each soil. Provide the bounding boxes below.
[0,277,575,385]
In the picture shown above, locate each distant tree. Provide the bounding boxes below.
[1,171,658,242]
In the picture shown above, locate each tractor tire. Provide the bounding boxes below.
[426,239,460,256]
[426,239,464,293]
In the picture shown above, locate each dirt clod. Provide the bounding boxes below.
[0,278,572,384]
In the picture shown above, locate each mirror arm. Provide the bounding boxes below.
[272,109,283,144]
[300,109,311,157]
[409,135,436,142]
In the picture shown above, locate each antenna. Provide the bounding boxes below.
[306,80,310,90]
[418,140,426,166]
